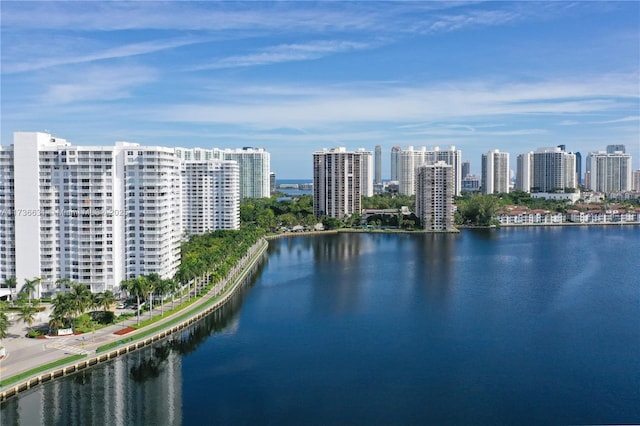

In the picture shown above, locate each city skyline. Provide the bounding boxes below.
[2,1,639,178]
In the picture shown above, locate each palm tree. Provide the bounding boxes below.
[69,283,93,319]
[50,293,74,333]
[99,290,116,312]
[55,277,72,294]
[17,302,37,334]
[21,277,41,304]
[153,278,172,315]
[0,301,9,344]
[4,278,17,303]
[121,276,151,325]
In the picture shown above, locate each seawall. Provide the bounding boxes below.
[0,238,269,402]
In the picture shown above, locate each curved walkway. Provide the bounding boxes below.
[0,238,269,401]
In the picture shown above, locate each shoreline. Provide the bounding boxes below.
[0,238,269,402]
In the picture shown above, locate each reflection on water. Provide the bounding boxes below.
[0,259,265,426]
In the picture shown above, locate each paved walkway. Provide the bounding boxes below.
[0,239,268,388]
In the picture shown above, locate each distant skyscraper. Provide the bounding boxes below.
[269,172,276,193]
[586,151,633,192]
[481,149,510,194]
[532,147,576,192]
[633,170,640,192]
[516,152,533,192]
[358,148,374,197]
[462,160,471,178]
[374,145,382,184]
[396,146,462,196]
[575,152,582,185]
[606,144,626,154]
[415,161,454,231]
[390,146,401,181]
[313,148,363,219]
[176,146,271,199]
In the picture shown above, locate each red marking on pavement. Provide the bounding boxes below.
[114,327,136,335]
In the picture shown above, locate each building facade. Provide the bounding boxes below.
[531,147,577,193]
[390,146,401,182]
[0,132,241,297]
[374,145,382,184]
[358,148,374,197]
[313,148,363,219]
[586,151,633,193]
[180,160,240,235]
[396,146,462,196]
[175,147,270,199]
[481,149,510,194]
[415,162,454,231]
[516,152,533,192]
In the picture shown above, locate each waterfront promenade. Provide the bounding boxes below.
[0,239,268,401]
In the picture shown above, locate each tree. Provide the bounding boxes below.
[152,278,173,315]
[69,283,93,318]
[4,278,17,303]
[121,276,151,325]
[0,301,9,343]
[99,290,116,312]
[21,277,41,303]
[55,277,72,294]
[17,302,37,334]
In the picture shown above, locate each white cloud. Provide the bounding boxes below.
[157,75,639,128]
[4,38,208,74]
[591,115,640,124]
[42,66,157,104]
[193,40,377,70]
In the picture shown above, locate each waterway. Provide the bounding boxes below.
[2,226,639,425]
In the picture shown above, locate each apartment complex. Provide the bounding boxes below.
[181,160,240,234]
[396,146,462,196]
[0,132,243,297]
[175,147,270,199]
[313,148,365,219]
[415,161,455,231]
[531,147,577,193]
[516,152,533,192]
[585,151,633,192]
[481,149,510,194]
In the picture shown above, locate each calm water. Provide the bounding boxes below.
[3,226,639,425]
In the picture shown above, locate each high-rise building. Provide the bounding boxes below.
[374,145,382,184]
[575,152,582,185]
[516,152,533,192]
[358,148,374,197]
[481,149,510,194]
[175,146,271,199]
[531,147,576,193]
[415,161,454,231]
[586,151,633,192]
[606,144,626,154]
[462,160,471,178]
[633,170,640,192]
[0,132,241,298]
[313,148,363,219]
[221,147,270,199]
[269,172,276,194]
[396,146,462,196]
[390,146,401,181]
[181,160,240,234]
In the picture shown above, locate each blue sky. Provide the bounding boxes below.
[1,1,639,178]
